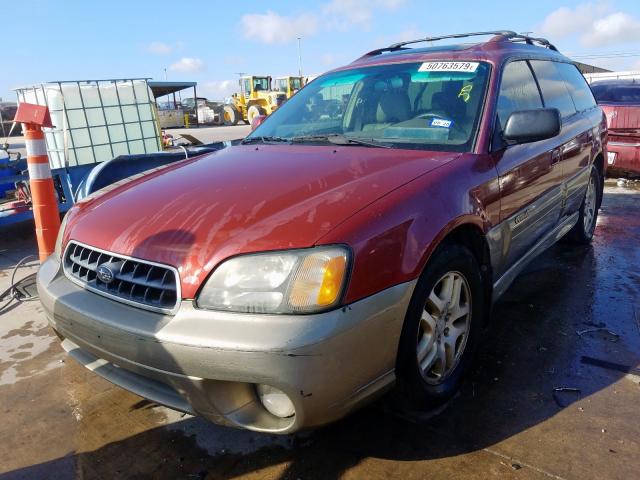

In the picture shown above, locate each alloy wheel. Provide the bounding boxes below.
[417,271,472,385]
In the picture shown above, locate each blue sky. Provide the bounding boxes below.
[2,0,640,102]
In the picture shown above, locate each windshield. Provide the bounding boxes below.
[253,77,270,92]
[275,79,287,92]
[291,77,303,90]
[248,61,490,151]
[591,83,640,105]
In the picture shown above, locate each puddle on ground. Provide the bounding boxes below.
[612,178,640,193]
[0,318,63,386]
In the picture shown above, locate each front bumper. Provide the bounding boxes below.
[37,254,415,433]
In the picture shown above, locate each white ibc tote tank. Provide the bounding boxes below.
[15,80,161,169]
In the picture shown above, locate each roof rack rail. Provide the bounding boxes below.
[358,30,559,60]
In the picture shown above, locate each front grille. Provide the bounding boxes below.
[63,241,179,314]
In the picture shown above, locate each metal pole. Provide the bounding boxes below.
[236,72,245,96]
[0,102,6,139]
[193,85,199,127]
[297,37,303,77]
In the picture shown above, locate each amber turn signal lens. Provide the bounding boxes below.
[317,256,347,306]
[287,248,348,312]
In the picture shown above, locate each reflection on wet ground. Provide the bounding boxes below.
[0,181,638,479]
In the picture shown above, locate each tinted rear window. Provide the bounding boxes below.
[557,63,597,112]
[591,83,640,104]
[530,60,577,119]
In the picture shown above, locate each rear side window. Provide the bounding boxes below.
[530,60,577,119]
[557,63,597,112]
[496,60,543,130]
[591,83,640,104]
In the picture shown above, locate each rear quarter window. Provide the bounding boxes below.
[557,63,597,112]
[530,60,577,119]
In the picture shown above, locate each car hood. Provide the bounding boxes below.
[65,144,458,298]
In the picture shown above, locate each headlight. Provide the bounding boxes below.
[54,212,70,259]
[197,246,349,314]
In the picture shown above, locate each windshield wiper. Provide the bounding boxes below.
[241,136,289,145]
[291,134,392,148]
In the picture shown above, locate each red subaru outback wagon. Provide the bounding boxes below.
[38,31,606,433]
[591,79,640,176]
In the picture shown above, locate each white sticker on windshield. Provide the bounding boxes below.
[418,62,479,73]
[430,118,453,128]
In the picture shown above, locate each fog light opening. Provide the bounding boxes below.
[256,384,295,418]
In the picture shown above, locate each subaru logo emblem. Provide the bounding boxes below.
[97,265,114,284]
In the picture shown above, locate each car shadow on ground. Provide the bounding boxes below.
[2,188,639,479]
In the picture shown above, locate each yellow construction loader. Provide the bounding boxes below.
[273,76,305,99]
[223,76,287,126]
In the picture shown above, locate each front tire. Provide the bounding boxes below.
[395,243,485,410]
[566,165,601,244]
[247,105,266,125]
[223,105,240,126]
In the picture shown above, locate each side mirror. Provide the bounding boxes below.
[251,115,267,131]
[503,108,561,144]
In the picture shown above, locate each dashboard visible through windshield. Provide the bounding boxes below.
[248,61,490,152]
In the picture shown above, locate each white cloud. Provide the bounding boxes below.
[375,25,427,46]
[323,0,372,29]
[540,2,640,47]
[147,41,173,54]
[583,12,640,46]
[240,1,407,43]
[199,80,237,101]
[169,57,205,73]
[241,11,318,44]
[322,0,407,30]
[378,0,406,8]
[540,3,609,38]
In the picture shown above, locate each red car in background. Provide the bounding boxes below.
[591,80,640,177]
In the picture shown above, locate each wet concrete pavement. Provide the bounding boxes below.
[0,180,638,479]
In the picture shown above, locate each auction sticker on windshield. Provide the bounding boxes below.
[419,62,479,73]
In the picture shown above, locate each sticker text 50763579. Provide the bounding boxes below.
[419,62,479,73]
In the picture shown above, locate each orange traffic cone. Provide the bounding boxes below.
[14,103,60,262]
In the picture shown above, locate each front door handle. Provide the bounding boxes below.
[551,149,561,164]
